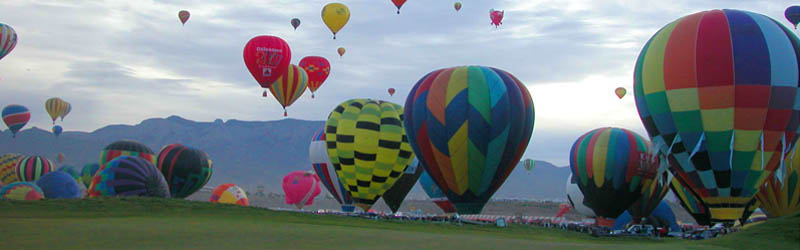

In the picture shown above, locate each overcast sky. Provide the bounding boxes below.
[0,0,796,165]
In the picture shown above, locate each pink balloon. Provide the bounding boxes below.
[490,9,504,27]
[282,171,322,209]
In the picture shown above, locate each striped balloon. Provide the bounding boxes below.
[0,23,17,61]
[268,64,308,116]
[99,140,156,169]
[404,65,535,214]
[2,105,30,137]
[419,170,456,213]
[156,144,213,198]
[756,138,800,217]
[628,169,672,221]
[15,156,54,182]
[309,128,354,212]
[209,183,249,206]
[0,182,43,201]
[88,156,170,198]
[44,98,67,124]
[325,99,415,211]
[523,158,535,171]
[80,163,100,187]
[634,9,800,222]
[59,102,71,121]
[569,127,654,222]
[299,56,330,98]
[0,153,23,184]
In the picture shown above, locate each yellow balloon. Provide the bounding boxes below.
[321,3,350,39]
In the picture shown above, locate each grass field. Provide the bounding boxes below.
[0,198,796,249]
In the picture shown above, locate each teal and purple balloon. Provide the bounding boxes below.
[87,156,170,198]
[52,125,62,137]
[786,6,800,29]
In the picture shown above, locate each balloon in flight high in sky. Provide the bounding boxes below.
[614,87,626,99]
[45,97,67,124]
[2,104,30,137]
[522,158,534,172]
[454,2,462,12]
[391,0,406,14]
[322,3,350,39]
[634,9,800,223]
[299,56,331,98]
[291,18,301,30]
[243,35,292,90]
[490,9,504,27]
[0,23,17,61]
[52,125,62,137]
[60,102,71,121]
[786,6,800,29]
[178,10,190,25]
[387,88,395,96]
[268,64,308,116]
[337,47,346,57]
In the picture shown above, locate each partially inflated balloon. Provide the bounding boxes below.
[391,0,407,14]
[382,158,424,213]
[0,182,43,201]
[210,183,249,206]
[0,153,23,184]
[157,144,213,198]
[570,127,653,226]
[268,64,308,116]
[243,35,292,89]
[36,171,81,199]
[522,159,534,171]
[786,6,800,29]
[45,98,67,124]
[404,65,535,214]
[0,23,17,61]
[178,10,190,25]
[291,18,301,30]
[326,99,415,211]
[322,3,350,39]
[454,2,462,12]
[88,156,170,198]
[337,47,346,57]
[614,87,626,99]
[756,138,800,217]
[16,156,54,182]
[628,168,671,222]
[490,9,504,27]
[282,171,322,209]
[310,128,354,212]
[388,88,395,96]
[566,174,595,217]
[299,56,331,98]
[419,170,455,213]
[52,125,62,137]
[99,140,156,169]
[634,9,800,222]
[2,105,30,137]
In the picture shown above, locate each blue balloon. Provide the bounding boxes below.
[786,6,800,28]
[52,125,63,137]
[36,171,81,199]
[613,201,679,232]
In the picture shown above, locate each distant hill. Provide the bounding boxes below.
[0,116,571,200]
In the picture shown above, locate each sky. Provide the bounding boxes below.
[0,0,796,166]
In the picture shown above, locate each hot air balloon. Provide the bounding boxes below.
[634,9,800,223]
[36,171,81,199]
[454,2,462,12]
[322,3,350,39]
[382,158,424,213]
[310,128,354,212]
[210,183,249,206]
[337,47,346,57]
[16,156,54,182]
[2,104,30,137]
[57,153,65,164]
[291,18,301,30]
[88,156,170,198]
[0,154,22,184]
[419,170,456,213]
[388,88,396,96]
[0,182,43,201]
[490,9,504,27]
[404,65,535,214]
[669,176,712,225]
[178,10,190,25]
[325,99,415,211]
[614,201,679,232]
[52,125,62,137]
[786,6,800,29]
[45,97,66,124]
[99,140,156,169]
[522,158,534,172]
[282,171,322,209]
[756,138,800,217]
[570,127,654,227]
[59,102,71,121]
[243,35,292,91]
[299,56,331,98]
[614,87,626,99]
[80,163,100,187]
[56,165,81,182]
[268,64,308,116]
[0,23,18,61]
[391,0,406,14]
[566,174,596,217]
[627,167,671,223]
[157,144,213,198]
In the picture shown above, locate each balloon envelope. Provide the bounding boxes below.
[615,87,626,99]
[454,2,462,11]
[178,10,190,25]
[310,128,354,211]
[243,35,291,89]
[490,9,504,27]
[99,140,156,169]
[337,47,346,57]
[391,0,407,14]
[16,156,54,182]
[36,171,81,199]
[299,56,331,98]
[56,165,81,182]
[0,153,23,184]
[388,88,395,96]
[382,158,424,213]
[634,9,800,222]
[2,105,30,137]
[404,65,535,214]
[80,163,100,188]
[0,182,43,200]
[0,23,17,61]
[566,174,596,217]
[613,201,679,232]
[88,156,170,198]
[522,159,534,171]
[756,138,800,217]
[44,98,67,123]
[419,170,456,213]
[786,6,800,28]
[321,3,350,39]
[210,183,249,206]
[52,125,62,137]
[282,171,322,209]
[268,64,308,116]
[291,18,301,30]
[156,144,213,198]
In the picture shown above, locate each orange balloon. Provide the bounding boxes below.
[337,47,346,57]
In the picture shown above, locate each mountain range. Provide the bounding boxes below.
[0,116,571,200]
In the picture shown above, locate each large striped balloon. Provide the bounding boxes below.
[156,144,213,198]
[80,163,100,187]
[309,128,354,212]
[634,9,800,222]
[569,127,653,222]
[299,56,331,98]
[404,65,535,214]
[419,170,456,213]
[0,23,17,61]
[0,153,23,184]
[0,182,43,201]
[325,99,415,211]
[2,105,30,137]
[44,97,67,124]
[88,156,170,198]
[756,138,800,217]
[15,156,54,182]
[268,63,308,116]
[99,140,156,169]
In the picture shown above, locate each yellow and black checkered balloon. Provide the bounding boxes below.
[325,99,415,211]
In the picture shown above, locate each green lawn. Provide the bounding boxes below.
[0,198,795,249]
